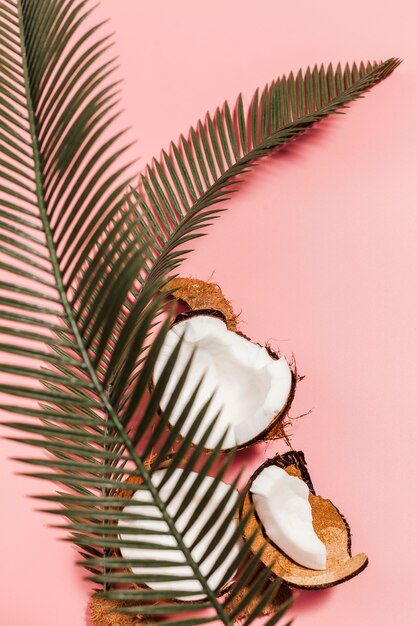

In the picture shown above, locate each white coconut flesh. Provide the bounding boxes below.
[153,316,292,449]
[118,468,240,600]
[250,466,327,570]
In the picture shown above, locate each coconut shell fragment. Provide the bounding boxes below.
[90,584,292,625]
[89,594,149,626]
[241,451,368,589]
[162,276,239,331]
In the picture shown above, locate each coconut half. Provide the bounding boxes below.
[153,312,295,450]
[118,467,241,601]
[241,451,368,589]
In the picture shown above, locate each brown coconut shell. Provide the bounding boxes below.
[162,276,239,331]
[90,584,292,625]
[89,594,150,626]
[159,309,297,452]
[241,451,368,590]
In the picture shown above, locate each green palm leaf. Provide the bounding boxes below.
[133,57,400,289]
[0,1,291,623]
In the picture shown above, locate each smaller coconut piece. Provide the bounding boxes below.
[162,276,239,331]
[241,451,368,589]
[153,314,295,450]
[251,465,327,570]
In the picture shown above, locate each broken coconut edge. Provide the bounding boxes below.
[161,276,239,331]
[240,450,369,590]
[152,308,297,452]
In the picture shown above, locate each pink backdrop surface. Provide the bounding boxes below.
[1,1,416,624]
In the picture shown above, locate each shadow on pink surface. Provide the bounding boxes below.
[293,587,334,611]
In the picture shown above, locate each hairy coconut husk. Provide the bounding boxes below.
[241,451,368,589]
[89,594,150,626]
[162,276,239,331]
[90,583,292,625]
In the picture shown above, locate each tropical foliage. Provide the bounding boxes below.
[0,0,398,623]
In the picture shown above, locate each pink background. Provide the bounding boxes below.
[1,1,416,624]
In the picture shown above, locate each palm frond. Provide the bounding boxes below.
[0,1,289,623]
[133,58,400,288]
